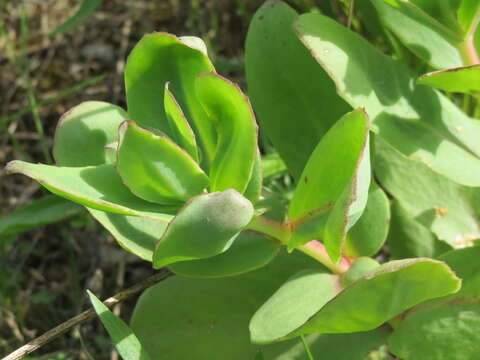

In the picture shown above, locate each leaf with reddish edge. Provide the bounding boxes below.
[195,72,258,195]
[125,33,216,169]
[418,64,480,93]
[116,121,209,205]
[53,101,128,167]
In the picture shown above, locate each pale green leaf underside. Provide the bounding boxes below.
[153,190,254,268]
[6,161,175,221]
[53,101,128,167]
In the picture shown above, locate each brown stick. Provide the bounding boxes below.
[2,269,174,360]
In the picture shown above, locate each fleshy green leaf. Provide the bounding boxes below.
[287,109,370,254]
[195,73,257,194]
[250,269,339,344]
[418,64,480,93]
[345,183,390,257]
[153,190,254,268]
[324,126,371,262]
[169,231,279,277]
[125,33,216,168]
[389,247,480,360]
[288,109,369,222]
[290,259,460,337]
[0,195,83,239]
[87,290,152,360]
[163,83,198,161]
[371,0,463,69]
[295,13,480,186]
[245,0,351,179]
[375,137,479,248]
[87,209,170,261]
[386,202,453,260]
[131,249,334,359]
[261,153,287,179]
[341,257,381,287]
[53,101,128,166]
[458,0,480,33]
[5,161,176,221]
[116,121,209,204]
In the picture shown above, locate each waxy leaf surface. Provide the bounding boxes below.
[245,0,351,178]
[375,137,480,248]
[418,64,480,93]
[131,249,365,359]
[290,259,460,337]
[125,33,216,167]
[295,13,480,186]
[345,183,391,257]
[250,269,339,344]
[163,83,198,161]
[153,190,254,268]
[88,291,152,360]
[371,0,463,69]
[195,73,257,194]
[117,121,209,204]
[288,109,369,222]
[6,161,175,221]
[386,202,452,260]
[243,150,263,204]
[389,247,480,360]
[88,209,170,261]
[53,101,128,166]
[169,231,279,278]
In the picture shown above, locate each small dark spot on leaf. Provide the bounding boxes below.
[304,177,308,183]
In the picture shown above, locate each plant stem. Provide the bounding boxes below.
[247,216,350,274]
[2,269,173,360]
[460,13,480,66]
[300,334,315,360]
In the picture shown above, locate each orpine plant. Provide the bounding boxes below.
[6,0,480,359]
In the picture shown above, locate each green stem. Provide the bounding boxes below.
[460,14,480,66]
[300,335,315,360]
[247,216,350,274]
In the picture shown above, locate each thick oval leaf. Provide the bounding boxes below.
[341,257,380,287]
[117,121,209,204]
[345,182,391,257]
[153,190,254,268]
[5,161,175,221]
[323,126,371,262]
[169,231,279,278]
[88,209,170,261]
[295,13,480,186]
[418,64,480,93]
[389,247,480,360]
[371,0,463,69]
[245,0,351,178]
[288,109,369,222]
[387,201,453,260]
[250,269,339,344]
[288,259,460,339]
[87,290,152,360]
[0,195,83,239]
[195,73,257,194]
[53,101,128,166]
[375,137,480,247]
[125,33,216,167]
[132,249,346,359]
[163,83,198,161]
